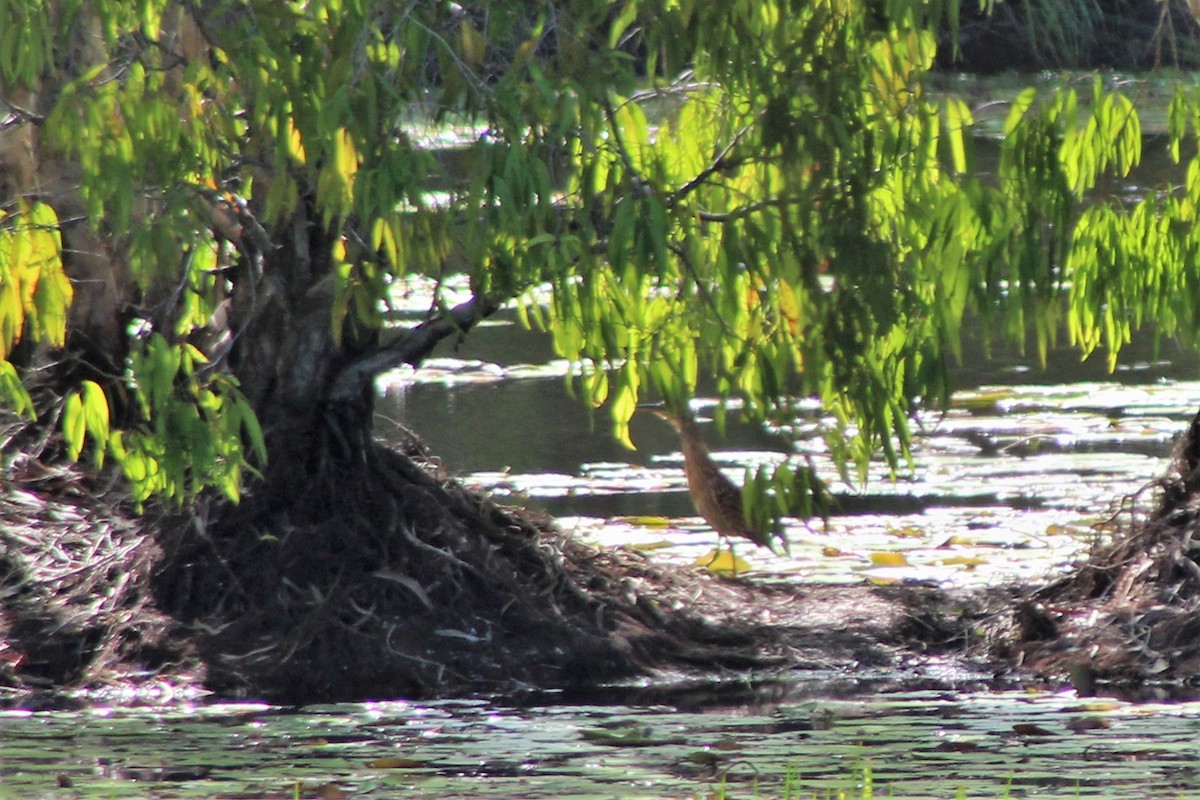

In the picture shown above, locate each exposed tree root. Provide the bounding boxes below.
[1004,408,1200,692]
[0,424,190,698]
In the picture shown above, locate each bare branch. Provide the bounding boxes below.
[328,294,500,402]
[0,100,45,127]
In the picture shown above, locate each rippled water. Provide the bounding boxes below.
[6,691,1200,798]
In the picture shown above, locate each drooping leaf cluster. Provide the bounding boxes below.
[0,0,1191,515]
[0,199,71,418]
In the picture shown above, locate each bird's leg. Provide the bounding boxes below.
[701,536,738,574]
[724,535,741,577]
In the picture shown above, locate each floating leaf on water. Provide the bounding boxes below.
[868,551,910,567]
[887,525,925,538]
[615,515,674,528]
[939,556,988,567]
[936,536,974,548]
[1065,716,1111,733]
[1012,723,1058,737]
[697,549,752,575]
[866,575,901,586]
[822,546,849,557]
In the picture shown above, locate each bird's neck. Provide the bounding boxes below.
[677,417,710,458]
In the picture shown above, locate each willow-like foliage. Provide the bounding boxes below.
[0,0,1183,518]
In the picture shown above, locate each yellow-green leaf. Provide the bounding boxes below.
[868,551,910,567]
[698,549,752,575]
[62,391,85,460]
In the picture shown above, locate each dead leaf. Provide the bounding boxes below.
[1012,723,1057,737]
[316,782,349,800]
[1066,716,1111,733]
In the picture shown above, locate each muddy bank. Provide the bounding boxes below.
[1004,408,1200,694]
[0,421,1000,705]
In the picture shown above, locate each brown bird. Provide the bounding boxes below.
[640,404,787,557]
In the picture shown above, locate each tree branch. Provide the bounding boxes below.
[665,124,753,210]
[0,99,45,127]
[328,294,500,402]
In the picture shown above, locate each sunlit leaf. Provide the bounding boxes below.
[62,391,85,460]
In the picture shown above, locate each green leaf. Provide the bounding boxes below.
[0,361,34,418]
[80,380,110,467]
[62,391,85,461]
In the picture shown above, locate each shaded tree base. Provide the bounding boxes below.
[0,425,998,704]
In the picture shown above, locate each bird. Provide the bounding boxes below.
[639,403,788,559]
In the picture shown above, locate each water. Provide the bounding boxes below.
[6,692,1200,798]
